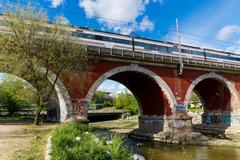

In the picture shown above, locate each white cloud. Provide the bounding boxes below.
[225,39,240,54]
[152,0,164,5]
[55,15,69,25]
[139,16,154,31]
[216,25,240,41]
[79,0,162,34]
[49,0,65,8]
[97,80,127,93]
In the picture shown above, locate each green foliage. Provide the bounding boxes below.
[188,91,203,113]
[190,92,201,106]
[113,91,139,116]
[0,3,88,124]
[51,122,132,160]
[90,91,113,110]
[0,75,36,116]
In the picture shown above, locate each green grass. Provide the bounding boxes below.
[188,108,204,113]
[51,121,132,160]
[90,119,138,130]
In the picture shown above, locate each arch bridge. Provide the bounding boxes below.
[56,45,240,135]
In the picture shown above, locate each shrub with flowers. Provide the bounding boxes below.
[51,121,132,160]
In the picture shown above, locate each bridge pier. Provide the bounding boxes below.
[71,99,89,123]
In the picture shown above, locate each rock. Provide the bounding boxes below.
[105,151,112,156]
[137,143,144,147]
[106,140,113,145]
[94,137,100,143]
[172,140,180,144]
[132,154,145,160]
[76,116,90,124]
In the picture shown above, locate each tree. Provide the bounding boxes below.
[113,91,139,116]
[0,75,36,116]
[0,3,88,124]
[189,91,201,108]
[90,91,113,110]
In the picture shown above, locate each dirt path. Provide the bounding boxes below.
[0,118,58,160]
[0,119,32,160]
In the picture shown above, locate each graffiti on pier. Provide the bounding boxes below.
[202,115,231,125]
[72,99,88,116]
[176,103,187,111]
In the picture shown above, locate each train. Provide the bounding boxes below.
[71,27,240,64]
[1,14,240,64]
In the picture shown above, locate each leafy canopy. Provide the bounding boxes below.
[0,3,88,124]
[0,75,37,116]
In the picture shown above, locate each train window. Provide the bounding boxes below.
[181,49,190,54]
[158,46,168,52]
[95,35,103,40]
[135,42,145,47]
[192,51,203,56]
[167,47,178,53]
[144,43,155,50]
[113,38,131,45]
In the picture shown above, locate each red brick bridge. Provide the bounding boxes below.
[52,46,240,134]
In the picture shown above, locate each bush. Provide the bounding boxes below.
[0,75,36,116]
[51,121,132,160]
[113,91,139,116]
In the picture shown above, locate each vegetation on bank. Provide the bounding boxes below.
[114,91,139,116]
[0,75,37,116]
[90,90,139,116]
[51,121,132,160]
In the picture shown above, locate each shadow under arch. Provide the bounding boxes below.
[0,70,72,122]
[184,72,240,134]
[85,64,177,132]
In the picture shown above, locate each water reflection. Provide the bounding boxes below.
[142,143,240,160]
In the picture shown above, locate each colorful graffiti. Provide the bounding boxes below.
[202,115,231,125]
[176,103,187,111]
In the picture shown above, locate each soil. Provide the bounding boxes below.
[0,118,57,160]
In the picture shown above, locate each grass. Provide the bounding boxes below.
[90,119,138,130]
[188,108,204,113]
[51,121,132,160]
[11,124,57,160]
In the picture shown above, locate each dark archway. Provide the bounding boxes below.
[185,73,240,134]
[85,65,177,133]
[109,71,168,116]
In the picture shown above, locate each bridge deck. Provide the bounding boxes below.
[86,45,240,73]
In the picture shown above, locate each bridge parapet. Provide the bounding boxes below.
[86,45,240,73]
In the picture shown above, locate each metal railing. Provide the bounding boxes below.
[86,45,240,71]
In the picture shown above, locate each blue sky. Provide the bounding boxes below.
[1,0,240,93]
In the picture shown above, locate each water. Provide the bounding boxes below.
[141,143,240,160]
[96,129,240,160]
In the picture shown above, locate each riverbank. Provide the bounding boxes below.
[90,119,240,148]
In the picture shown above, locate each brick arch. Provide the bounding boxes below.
[0,70,72,122]
[184,72,240,110]
[47,71,72,122]
[85,64,177,115]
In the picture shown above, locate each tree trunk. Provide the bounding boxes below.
[34,110,41,125]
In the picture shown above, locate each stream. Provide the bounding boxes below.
[96,129,240,160]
